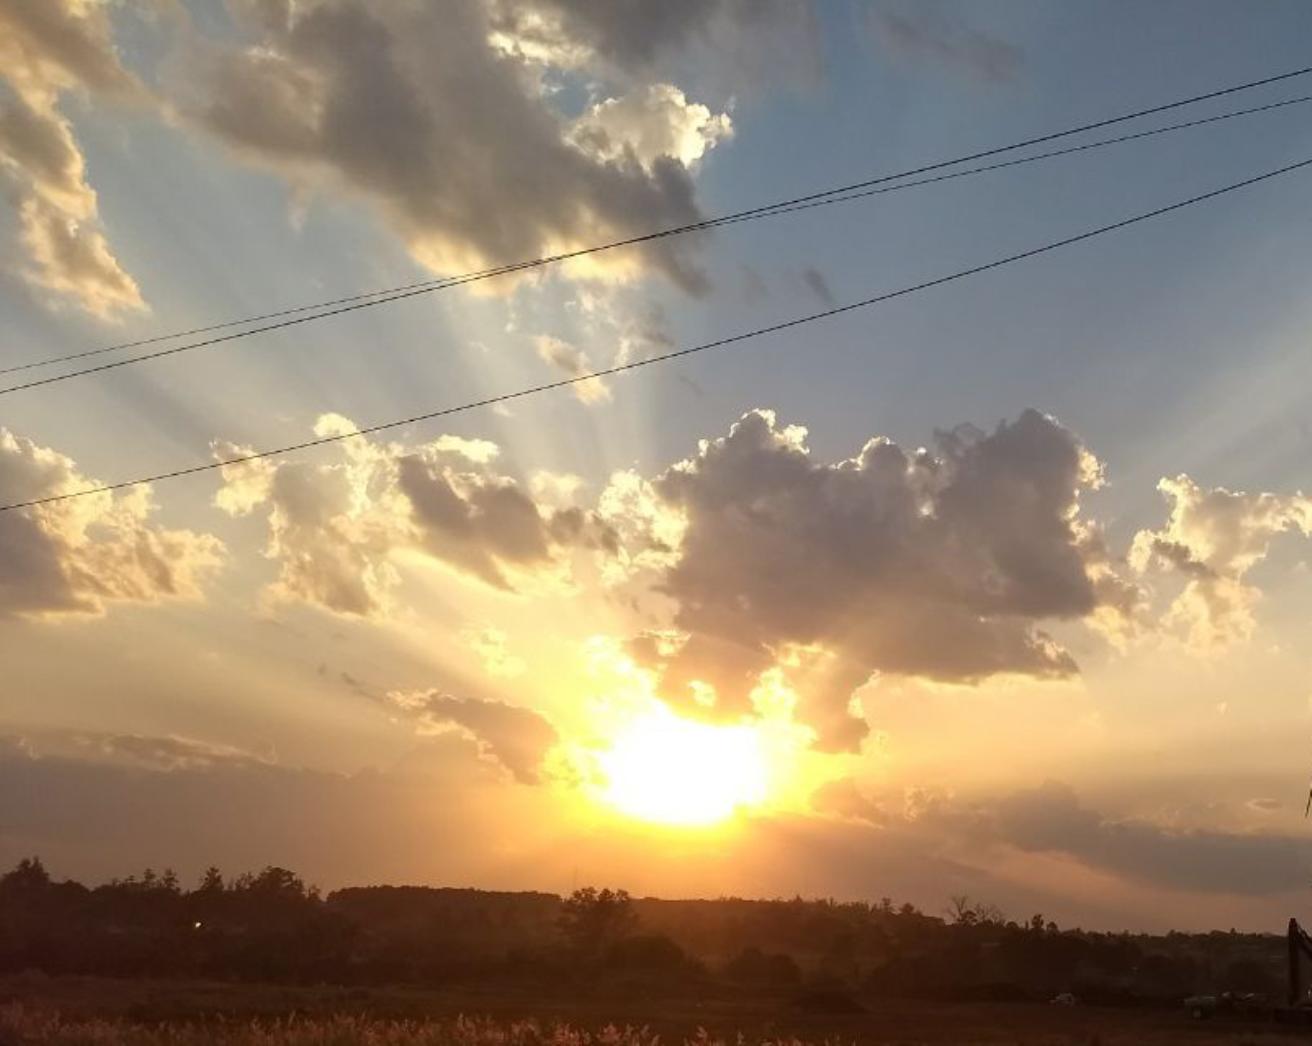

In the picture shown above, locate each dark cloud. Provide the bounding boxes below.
[821,778,1312,898]
[868,5,1022,84]
[175,0,717,293]
[387,691,559,785]
[801,266,834,305]
[630,409,1132,750]
[979,782,1310,896]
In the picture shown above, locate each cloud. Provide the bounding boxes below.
[18,730,273,773]
[486,0,815,82]
[621,408,1133,750]
[463,626,527,679]
[868,5,1023,83]
[0,427,223,619]
[817,778,1311,898]
[4,734,1305,924]
[171,0,723,293]
[568,287,674,366]
[386,690,559,784]
[966,781,1309,896]
[0,728,511,887]
[214,415,612,615]
[1131,475,1312,648]
[570,83,731,171]
[0,0,146,317]
[810,775,889,826]
[800,266,834,305]
[534,334,611,403]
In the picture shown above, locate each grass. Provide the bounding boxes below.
[8,1005,1312,1046]
[5,977,1312,1046]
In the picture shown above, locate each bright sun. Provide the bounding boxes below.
[598,704,769,826]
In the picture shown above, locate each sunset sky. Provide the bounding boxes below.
[4,0,1312,932]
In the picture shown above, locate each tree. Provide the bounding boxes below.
[0,857,50,894]
[559,887,635,957]
[947,894,1005,927]
[947,894,978,927]
[198,867,224,893]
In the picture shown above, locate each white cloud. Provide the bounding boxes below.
[613,408,1135,750]
[0,0,146,317]
[570,83,732,171]
[1131,475,1312,649]
[0,427,223,619]
[534,334,610,403]
[213,414,613,615]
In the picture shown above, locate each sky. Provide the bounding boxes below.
[3,0,1312,933]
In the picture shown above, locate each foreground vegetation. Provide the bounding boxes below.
[5,999,1312,1046]
[0,858,1287,1006]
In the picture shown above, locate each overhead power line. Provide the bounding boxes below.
[4,153,1309,515]
[2,66,1311,386]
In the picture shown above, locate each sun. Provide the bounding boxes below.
[597,704,770,826]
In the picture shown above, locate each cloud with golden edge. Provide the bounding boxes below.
[613,408,1138,751]
[0,0,146,317]
[1131,474,1312,649]
[385,688,559,784]
[0,427,223,618]
[213,414,614,616]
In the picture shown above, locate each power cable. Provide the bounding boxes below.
[3,65,1310,384]
[4,153,1308,514]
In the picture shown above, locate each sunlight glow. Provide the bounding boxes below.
[598,705,769,826]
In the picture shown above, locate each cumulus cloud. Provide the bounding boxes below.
[868,5,1023,84]
[1131,475,1312,648]
[171,0,726,293]
[0,427,223,619]
[386,689,558,784]
[620,409,1135,750]
[0,0,146,316]
[570,83,731,171]
[214,415,612,615]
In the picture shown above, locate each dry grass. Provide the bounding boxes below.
[4,1004,1312,1046]
[6,975,1312,1046]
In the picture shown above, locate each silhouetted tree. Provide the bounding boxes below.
[559,887,635,958]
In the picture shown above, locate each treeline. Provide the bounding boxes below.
[0,858,1286,1003]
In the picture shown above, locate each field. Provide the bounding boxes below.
[3,975,1310,1046]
